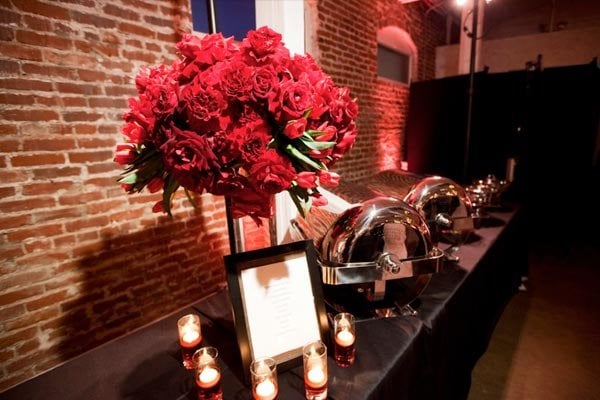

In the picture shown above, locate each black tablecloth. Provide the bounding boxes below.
[1,209,524,400]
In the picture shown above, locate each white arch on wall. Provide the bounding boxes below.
[377,26,419,82]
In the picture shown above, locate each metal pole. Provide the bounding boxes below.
[206,0,217,34]
[463,0,479,182]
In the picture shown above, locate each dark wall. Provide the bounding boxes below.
[405,62,600,241]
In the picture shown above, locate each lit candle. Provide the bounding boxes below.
[306,365,326,388]
[254,378,277,400]
[197,366,220,388]
[181,326,200,346]
[335,328,355,347]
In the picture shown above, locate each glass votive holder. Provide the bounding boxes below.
[250,357,279,400]
[302,340,328,400]
[333,312,356,367]
[193,346,223,400]
[177,313,203,369]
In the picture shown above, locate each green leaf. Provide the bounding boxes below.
[288,190,306,219]
[118,172,139,184]
[284,144,324,170]
[162,175,180,216]
[299,137,336,150]
[184,189,199,210]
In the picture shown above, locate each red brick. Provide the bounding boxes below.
[0,327,38,349]
[88,162,119,174]
[70,10,116,28]
[55,82,102,95]
[146,15,176,28]
[5,307,60,332]
[32,166,81,179]
[0,245,25,261]
[88,97,127,108]
[0,124,18,135]
[74,124,98,134]
[64,215,110,232]
[68,150,113,163]
[77,69,107,82]
[62,111,103,122]
[2,109,60,122]
[26,290,70,311]
[16,30,72,50]
[0,139,19,152]
[103,4,140,21]
[0,197,56,213]
[11,153,65,166]
[22,138,77,151]
[58,191,103,206]
[22,181,74,195]
[24,14,53,31]
[121,0,158,12]
[0,183,17,197]
[13,0,70,20]
[118,21,156,38]
[0,286,45,306]
[21,63,77,79]
[6,223,64,242]
[0,42,43,61]
[0,78,53,91]
[33,207,83,223]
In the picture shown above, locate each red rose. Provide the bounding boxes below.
[296,171,317,189]
[180,76,228,132]
[318,171,340,186]
[240,124,272,164]
[242,26,289,65]
[250,65,278,101]
[147,176,164,193]
[160,126,220,193]
[218,60,253,101]
[248,149,296,194]
[269,77,313,123]
[283,118,307,140]
[114,143,137,165]
[230,185,273,225]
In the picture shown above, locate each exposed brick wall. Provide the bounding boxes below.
[312,0,445,180]
[0,0,239,391]
[0,0,444,391]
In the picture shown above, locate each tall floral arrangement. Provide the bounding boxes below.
[115,26,358,224]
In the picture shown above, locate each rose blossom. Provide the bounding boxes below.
[248,150,296,194]
[242,26,289,65]
[114,143,137,165]
[180,76,228,132]
[160,126,220,193]
[296,171,317,189]
[283,118,307,140]
[318,171,340,186]
[269,77,313,123]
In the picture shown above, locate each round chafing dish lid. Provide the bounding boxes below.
[320,196,436,266]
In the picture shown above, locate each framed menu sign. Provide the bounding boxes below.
[225,240,329,383]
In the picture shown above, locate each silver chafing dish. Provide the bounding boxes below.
[356,170,475,247]
[291,194,444,317]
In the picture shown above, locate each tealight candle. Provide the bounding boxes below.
[302,340,328,400]
[250,357,279,400]
[193,347,223,400]
[254,379,276,399]
[306,365,326,388]
[177,314,202,369]
[335,328,355,347]
[197,366,220,388]
[333,312,356,367]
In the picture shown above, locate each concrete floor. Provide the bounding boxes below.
[468,241,600,400]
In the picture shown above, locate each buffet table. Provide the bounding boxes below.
[1,209,524,400]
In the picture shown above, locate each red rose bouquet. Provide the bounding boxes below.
[115,26,358,224]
